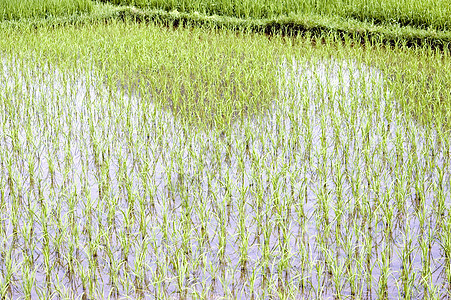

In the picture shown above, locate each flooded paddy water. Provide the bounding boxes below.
[0,52,450,299]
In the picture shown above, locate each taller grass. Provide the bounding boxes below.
[1,0,93,20]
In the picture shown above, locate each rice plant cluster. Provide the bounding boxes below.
[0,20,450,299]
[0,0,93,21]
[101,0,451,30]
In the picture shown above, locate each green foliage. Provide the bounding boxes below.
[98,0,451,30]
[1,0,93,20]
[0,21,280,128]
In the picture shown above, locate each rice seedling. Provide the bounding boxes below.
[0,10,450,300]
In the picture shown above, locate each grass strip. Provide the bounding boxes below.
[116,7,451,50]
[98,0,451,31]
[1,4,449,51]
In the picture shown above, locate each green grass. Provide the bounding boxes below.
[100,0,451,30]
[0,0,93,20]
[115,6,451,50]
[1,2,449,50]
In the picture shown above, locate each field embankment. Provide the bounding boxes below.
[97,0,451,47]
[114,6,451,49]
[99,0,451,31]
[1,1,450,49]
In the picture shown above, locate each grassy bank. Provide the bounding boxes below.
[100,0,451,31]
[1,3,449,51]
[0,0,93,20]
[116,7,451,50]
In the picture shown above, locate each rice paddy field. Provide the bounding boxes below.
[1,1,451,299]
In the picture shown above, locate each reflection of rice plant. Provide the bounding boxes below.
[0,19,450,299]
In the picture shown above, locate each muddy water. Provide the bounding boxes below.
[0,55,450,298]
